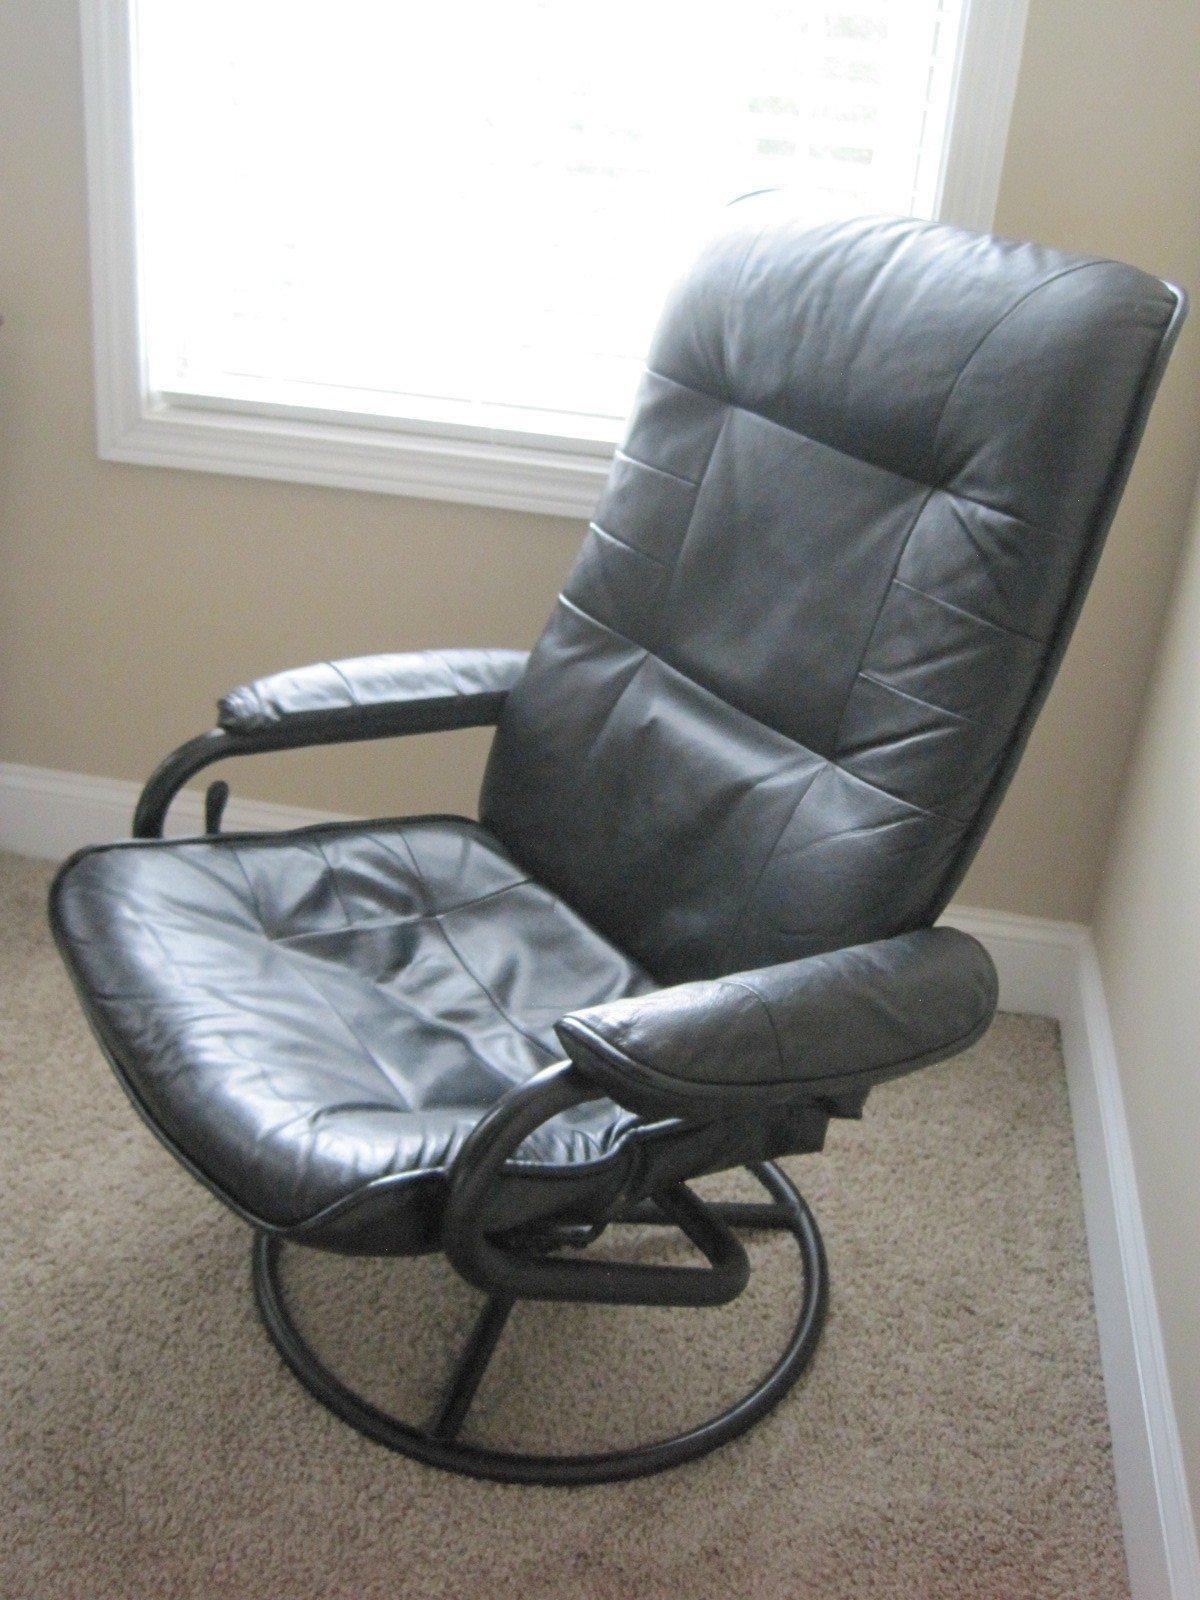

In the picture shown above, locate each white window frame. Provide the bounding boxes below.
[79,0,1031,520]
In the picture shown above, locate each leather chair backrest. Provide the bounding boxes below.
[481,203,1184,984]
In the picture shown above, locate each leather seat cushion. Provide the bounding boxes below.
[51,817,680,1250]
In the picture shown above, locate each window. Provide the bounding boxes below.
[83,0,1031,515]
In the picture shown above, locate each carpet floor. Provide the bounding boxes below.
[0,850,1128,1599]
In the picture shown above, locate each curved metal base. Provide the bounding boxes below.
[252,1162,828,1485]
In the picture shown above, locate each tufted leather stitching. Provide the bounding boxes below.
[224,841,418,1109]
[64,823,649,1185]
[227,824,569,1103]
[382,830,562,1065]
[273,879,534,945]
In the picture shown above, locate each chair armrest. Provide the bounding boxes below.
[217,647,529,741]
[132,647,528,838]
[554,928,997,1119]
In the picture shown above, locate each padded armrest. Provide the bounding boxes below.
[218,648,529,741]
[555,928,997,1119]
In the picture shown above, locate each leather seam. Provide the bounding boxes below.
[555,593,954,823]
[267,931,419,1108]
[429,917,561,1064]
[325,660,363,708]
[310,836,356,929]
[271,879,534,944]
[651,407,731,654]
[382,831,561,1065]
[856,672,983,728]
[891,579,1045,646]
[718,396,928,491]
[613,447,699,489]
[763,808,941,870]
[830,487,935,758]
[588,521,672,568]
[227,839,275,941]
[374,827,437,918]
[720,978,788,1074]
[558,592,792,746]
[929,260,1107,474]
[642,368,1042,525]
[719,761,826,970]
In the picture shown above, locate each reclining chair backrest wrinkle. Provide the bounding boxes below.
[481,205,1184,985]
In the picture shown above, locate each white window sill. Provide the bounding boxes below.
[100,393,617,519]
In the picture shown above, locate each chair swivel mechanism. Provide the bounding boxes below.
[51,202,1185,1484]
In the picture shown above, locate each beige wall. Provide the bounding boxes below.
[1,0,1197,921]
[1093,493,1200,1497]
[969,0,1200,916]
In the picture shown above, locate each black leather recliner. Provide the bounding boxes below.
[51,202,1185,1483]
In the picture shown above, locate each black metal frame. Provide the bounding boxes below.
[254,1159,826,1484]
[130,731,830,1484]
[133,725,331,840]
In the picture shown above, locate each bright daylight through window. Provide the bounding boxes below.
[132,0,968,453]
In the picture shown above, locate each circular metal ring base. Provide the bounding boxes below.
[252,1161,828,1486]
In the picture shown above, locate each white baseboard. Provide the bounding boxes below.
[940,901,1082,1019]
[942,903,1200,1600]
[1065,941,1200,1600]
[1,759,1196,1597]
[0,758,343,859]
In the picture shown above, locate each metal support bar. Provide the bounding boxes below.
[131,697,515,839]
[443,1062,751,1307]
[204,779,230,835]
[426,1294,515,1440]
[618,1194,793,1231]
[133,729,246,839]
[252,1160,828,1485]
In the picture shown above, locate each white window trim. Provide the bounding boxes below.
[79,0,1031,521]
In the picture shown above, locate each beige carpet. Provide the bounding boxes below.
[0,850,1128,1599]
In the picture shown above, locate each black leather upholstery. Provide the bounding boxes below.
[51,207,1184,1255]
[52,819,831,1253]
[556,928,997,1119]
[218,647,529,742]
[482,205,1183,981]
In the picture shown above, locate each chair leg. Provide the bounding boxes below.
[426,1293,515,1441]
[252,1161,828,1485]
